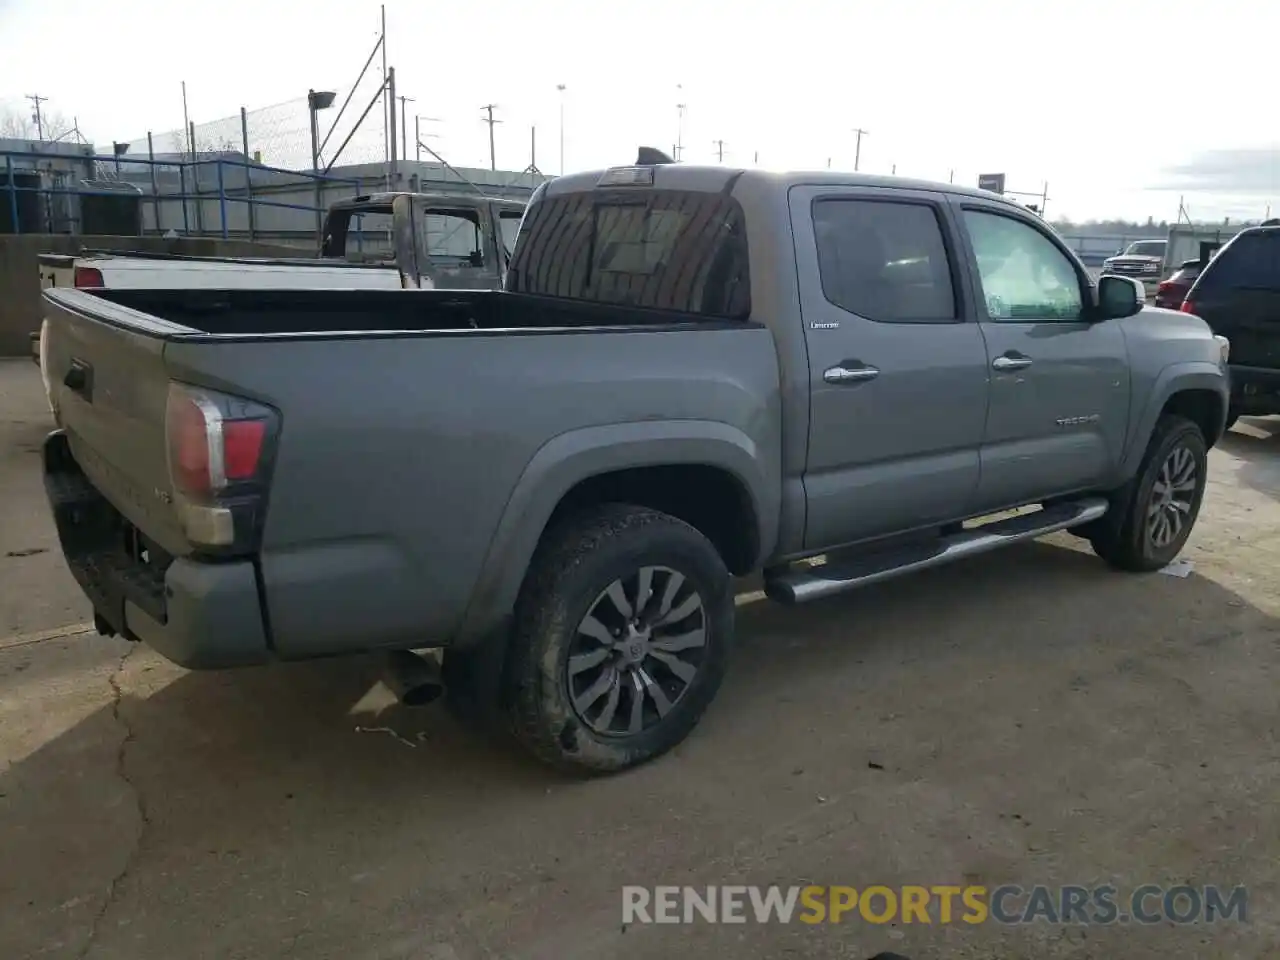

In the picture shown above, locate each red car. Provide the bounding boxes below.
[1154,259,1203,309]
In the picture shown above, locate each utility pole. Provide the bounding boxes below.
[25,94,48,140]
[387,67,398,187]
[398,95,414,162]
[852,127,869,171]
[481,104,501,170]
[380,3,389,189]
[556,84,566,174]
[712,139,726,163]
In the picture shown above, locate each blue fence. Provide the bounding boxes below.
[1,146,364,241]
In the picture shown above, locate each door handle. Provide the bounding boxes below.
[64,359,91,394]
[824,363,880,384]
[992,354,1033,371]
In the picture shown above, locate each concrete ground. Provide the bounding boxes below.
[1,356,1277,959]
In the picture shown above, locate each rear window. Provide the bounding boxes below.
[505,189,751,319]
[1198,231,1280,292]
[323,206,396,264]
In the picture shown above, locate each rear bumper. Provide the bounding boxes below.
[43,430,271,669]
[1227,364,1280,414]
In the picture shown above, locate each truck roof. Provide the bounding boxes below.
[542,164,1031,211]
[329,191,526,210]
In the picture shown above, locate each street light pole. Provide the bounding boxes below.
[308,88,337,244]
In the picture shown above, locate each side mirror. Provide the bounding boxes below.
[1097,275,1144,320]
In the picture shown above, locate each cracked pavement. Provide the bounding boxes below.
[2,357,1279,959]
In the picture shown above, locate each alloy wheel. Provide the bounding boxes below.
[566,566,708,737]
[1147,444,1198,550]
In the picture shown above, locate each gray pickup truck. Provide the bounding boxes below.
[39,161,1230,773]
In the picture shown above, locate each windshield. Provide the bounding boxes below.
[1125,240,1166,258]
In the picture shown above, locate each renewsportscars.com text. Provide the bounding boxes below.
[621,884,1248,926]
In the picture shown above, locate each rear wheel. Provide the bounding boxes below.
[1088,414,1207,572]
[508,505,733,774]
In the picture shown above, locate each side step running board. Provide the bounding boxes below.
[764,498,1109,605]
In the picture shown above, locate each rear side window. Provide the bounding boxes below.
[419,209,486,267]
[1197,232,1280,292]
[811,199,957,322]
[506,189,750,319]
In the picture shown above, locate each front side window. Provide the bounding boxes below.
[811,198,957,322]
[963,210,1084,321]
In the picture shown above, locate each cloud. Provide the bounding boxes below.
[1157,146,1280,194]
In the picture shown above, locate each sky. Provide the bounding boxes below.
[1,0,1276,223]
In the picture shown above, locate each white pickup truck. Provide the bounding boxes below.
[33,191,526,360]
[39,191,527,291]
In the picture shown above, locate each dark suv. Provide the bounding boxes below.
[1183,220,1280,428]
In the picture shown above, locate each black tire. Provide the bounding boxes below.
[508,504,733,774]
[1088,414,1207,572]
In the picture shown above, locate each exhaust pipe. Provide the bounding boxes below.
[381,650,444,707]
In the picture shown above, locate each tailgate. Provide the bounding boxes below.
[41,288,191,556]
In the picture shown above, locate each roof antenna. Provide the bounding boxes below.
[636,146,674,165]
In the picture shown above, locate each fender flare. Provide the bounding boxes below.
[453,419,778,645]
[1120,361,1228,476]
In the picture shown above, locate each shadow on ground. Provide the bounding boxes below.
[1218,416,1280,502]
[2,538,1277,960]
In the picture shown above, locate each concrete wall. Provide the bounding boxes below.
[0,235,303,357]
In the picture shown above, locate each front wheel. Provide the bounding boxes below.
[508,505,734,774]
[1089,414,1208,571]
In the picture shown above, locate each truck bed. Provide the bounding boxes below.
[38,285,781,665]
[63,288,743,337]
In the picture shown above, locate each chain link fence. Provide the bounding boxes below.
[121,81,389,171]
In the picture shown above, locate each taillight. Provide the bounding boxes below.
[73,266,104,288]
[164,382,278,551]
[1180,299,1197,315]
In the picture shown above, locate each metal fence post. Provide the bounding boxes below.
[5,155,18,235]
[178,163,190,234]
[189,121,204,234]
[147,132,161,233]
[216,159,228,239]
[241,107,255,240]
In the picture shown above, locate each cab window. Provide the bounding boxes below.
[963,210,1084,321]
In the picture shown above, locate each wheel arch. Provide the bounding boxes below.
[452,420,778,646]
[1121,363,1228,477]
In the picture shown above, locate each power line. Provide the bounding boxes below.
[480,103,502,171]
